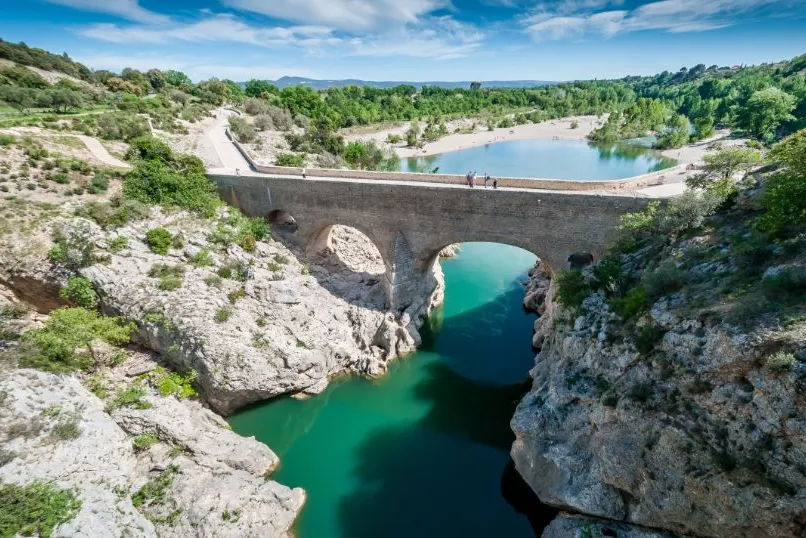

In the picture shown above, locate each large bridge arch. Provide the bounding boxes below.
[209,173,649,311]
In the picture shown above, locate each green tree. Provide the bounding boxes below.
[245,79,279,97]
[687,148,762,187]
[757,129,806,234]
[655,114,690,149]
[741,87,797,139]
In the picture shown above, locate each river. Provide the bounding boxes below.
[229,243,551,537]
[402,139,676,179]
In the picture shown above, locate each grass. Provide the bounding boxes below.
[131,465,180,508]
[133,433,159,452]
[0,481,82,538]
[215,307,232,323]
[49,135,85,149]
[106,383,152,412]
[48,419,82,442]
[147,366,197,400]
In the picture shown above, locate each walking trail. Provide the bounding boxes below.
[75,135,130,169]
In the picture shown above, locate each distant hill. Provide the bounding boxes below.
[264,76,556,90]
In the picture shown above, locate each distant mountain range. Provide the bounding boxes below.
[255,76,556,90]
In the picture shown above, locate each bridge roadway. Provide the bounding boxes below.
[207,168,650,311]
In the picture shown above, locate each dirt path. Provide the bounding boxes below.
[74,135,130,169]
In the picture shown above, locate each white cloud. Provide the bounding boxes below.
[75,53,312,81]
[46,0,169,24]
[80,14,341,49]
[350,17,484,60]
[223,0,450,31]
[524,0,793,40]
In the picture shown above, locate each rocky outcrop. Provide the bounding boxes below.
[0,210,443,415]
[0,364,304,537]
[513,267,806,537]
[542,513,683,538]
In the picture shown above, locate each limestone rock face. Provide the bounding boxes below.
[0,211,443,415]
[542,513,685,538]
[513,270,806,538]
[0,366,303,538]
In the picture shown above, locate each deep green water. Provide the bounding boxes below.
[403,139,676,180]
[229,243,547,537]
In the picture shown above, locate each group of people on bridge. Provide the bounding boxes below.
[465,171,498,189]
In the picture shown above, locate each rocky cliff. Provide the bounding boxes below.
[0,205,443,415]
[512,194,806,537]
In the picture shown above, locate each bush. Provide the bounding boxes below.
[243,97,268,116]
[60,276,98,309]
[215,307,232,323]
[108,236,129,253]
[228,287,246,304]
[49,224,94,270]
[627,382,653,402]
[643,262,687,299]
[761,267,806,303]
[0,134,15,146]
[609,286,650,320]
[189,249,213,267]
[123,137,219,217]
[76,199,151,229]
[86,172,110,195]
[21,308,134,372]
[148,263,184,291]
[0,481,82,538]
[147,366,197,399]
[106,383,151,411]
[757,129,806,235]
[133,433,159,452]
[764,351,797,372]
[633,324,665,355]
[131,465,179,508]
[556,270,591,309]
[145,227,172,255]
[275,153,304,167]
[228,115,257,143]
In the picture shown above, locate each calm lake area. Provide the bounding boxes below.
[228,242,552,538]
[402,139,676,180]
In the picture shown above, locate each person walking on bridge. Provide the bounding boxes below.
[466,170,472,187]
[493,176,498,189]
[470,170,477,188]
[484,172,490,188]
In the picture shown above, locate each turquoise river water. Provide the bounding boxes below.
[402,139,676,180]
[229,243,549,537]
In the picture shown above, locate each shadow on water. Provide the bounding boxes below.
[337,282,557,538]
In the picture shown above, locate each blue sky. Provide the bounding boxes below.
[1,0,805,82]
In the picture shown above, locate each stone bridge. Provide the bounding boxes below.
[208,172,649,311]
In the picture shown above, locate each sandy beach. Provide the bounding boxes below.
[346,115,604,158]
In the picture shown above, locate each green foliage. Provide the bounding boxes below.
[148,263,185,291]
[49,418,81,442]
[642,262,687,299]
[131,465,180,508]
[686,148,763,188]
[189,249,213,267]
[654,114,690,149]
[609,287,650,320]
[133,433,159,452]
[227,287,246,304]
[343,140,399,171]
[239,234,257,252]
[556,270,592,309]
[59,276,98,309]
[740,87,797,139]
[217,261,248,281]
[275,153,304,167]
[228,115,256,143]
[215,307,232,323]
[107,383,151,411]
[627,382,653,402]
[76,199,151,230]
[145,227,173,255]
[764,351,797,372]
[21,308,134,373]
[49,225,94,270]
[123,137,219,217]
[0,481,82,538]
[761,267,806,303]
[147,366,197,400]
[633,324,665,355]
[108,236,129,253]
[757,129,806,234]
[0,134,15,146]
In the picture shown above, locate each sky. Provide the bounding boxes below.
[1,0,805,82]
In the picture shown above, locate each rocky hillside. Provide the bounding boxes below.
[513,135,806,537]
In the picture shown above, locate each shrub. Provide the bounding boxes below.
[204,275,222,288]
[123,138,219,217]
[133,433,159,452]
[148,263,185,291]
[147,366,197,399]
[218,261,248,281]
[570,120,579,129]
[0,134,15,146]
[757,129,806,235]
[49,225,94,270]
[761,267,806,303]
[239,233,257,252]
[106,383,151,411]
[228,116,257,143]
[77,199,151,230]
[228,287,246,304]
[633,324,665,355]
[215,307,232,323]
[86,172,110,195]
[53,172,70,185]
[275,153,304,167]
[609,286,650,320]
[131,465,180,508]
[49,418,82,441]
[556,270,591,309]
[0,481,82,538]
[254,114,274,131]
[59,276,98,309]
[108,236,129,253]
[643,262,687,299]
[22,308,134,373]
[145,227,173,255]
[627,382,653,402]
[189,249,213,267]
[764,351,797,372]
[158,275,182,291]
[243,97,268,116]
